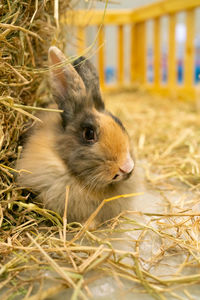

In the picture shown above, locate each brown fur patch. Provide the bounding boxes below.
[96,111,130,176]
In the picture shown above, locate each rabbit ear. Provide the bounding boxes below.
[72,57,105,111]
[48,46,86,127]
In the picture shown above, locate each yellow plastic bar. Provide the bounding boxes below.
[118,25,124,85]
[134,22,146,84]
[95,84,196,100]
[131,0,200,23]
[168,14,176,90]
[184,9,195,89]
[144,84,196,100]
[154,17,161,87]
[130,25,136,83]
[77,26,85,56]
[62,1,200,26]
[98,26,105,88]
[63,10,132,26]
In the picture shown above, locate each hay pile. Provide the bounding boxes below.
[0,0,69,217]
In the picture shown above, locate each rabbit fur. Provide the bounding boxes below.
[17,46,136,227]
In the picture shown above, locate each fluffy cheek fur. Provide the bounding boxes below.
[55,137,115,190]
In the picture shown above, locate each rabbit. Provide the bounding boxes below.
[17,46,135,228]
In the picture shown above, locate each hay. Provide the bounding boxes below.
[0,0,69,210]
[1,1,200,299]
[107,92,200,191]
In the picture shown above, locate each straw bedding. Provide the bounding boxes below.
[1,1,200,299]
[1,88,200,299]
[0,0,69,214]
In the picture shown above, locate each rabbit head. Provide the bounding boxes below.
[48,47,135,191]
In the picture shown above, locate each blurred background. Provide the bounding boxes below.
[67,0,200,86]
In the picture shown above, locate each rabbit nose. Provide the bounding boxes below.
[120,153,134,174]
[112,154,134,181]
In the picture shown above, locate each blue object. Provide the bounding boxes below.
[105,66,115,83]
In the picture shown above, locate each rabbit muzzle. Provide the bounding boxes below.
[112,153,135,182]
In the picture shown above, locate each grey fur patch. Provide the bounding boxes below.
[73,56,105,111]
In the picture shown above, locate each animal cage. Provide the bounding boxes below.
[63,0,200,100]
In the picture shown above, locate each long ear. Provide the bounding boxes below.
[72,57,105,111]
[48,46,86,127]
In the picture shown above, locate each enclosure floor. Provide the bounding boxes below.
[40,164,200,300]
[2,91,200,300]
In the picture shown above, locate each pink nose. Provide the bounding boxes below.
[120,153,134,174]
[112,153,134,181]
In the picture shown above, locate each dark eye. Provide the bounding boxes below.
[83,127,96,143]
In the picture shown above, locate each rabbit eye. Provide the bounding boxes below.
[83,127,96,143]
